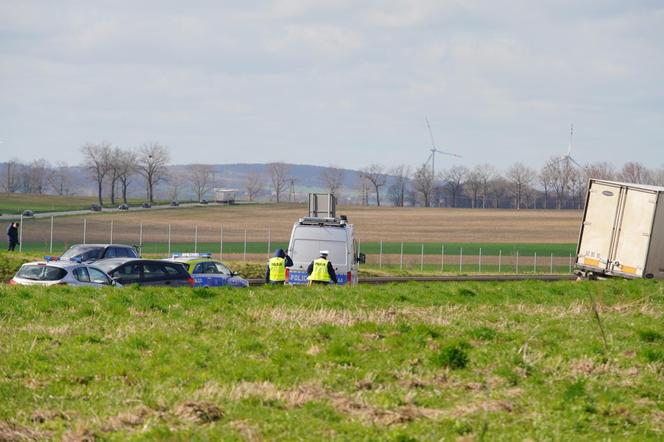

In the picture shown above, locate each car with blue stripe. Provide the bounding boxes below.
[165,253,249,288]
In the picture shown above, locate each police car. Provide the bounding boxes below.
[165,253,248,288]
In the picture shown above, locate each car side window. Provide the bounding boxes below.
[73,267,90,282]
[192,263,205,274]
[88,267,111,285]
[112,263,141,281]
[143,263,166,279]
[105,247,117,258]
[213,262,231,276]
[163,263,183,276]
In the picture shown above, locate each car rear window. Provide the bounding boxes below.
[17,265,67,281]
[163,263,187,276]
[61,246,103,261]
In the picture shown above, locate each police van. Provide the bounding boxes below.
[286,194,365,285]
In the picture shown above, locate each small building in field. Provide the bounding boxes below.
[214,188,238,204]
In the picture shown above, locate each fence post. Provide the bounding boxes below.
[194,225,198,253]
[534,252,537,273]
[139,222,143,249]
[499,250,502,273]
[479,247,482,273]
[83,218,87,244]
[550,253,554,273]
[267,227,271,259]
[49,216,54,254]
[420,243,424,271]
[19,214,23,252]
[569,253,572,272]
[379,240,383,269]
[400,242,403,270]
[168,224,171,256]
[110,220,113,243]
[459,247,463,273]
[220,224,223,260]
[243,227,247,262]
[516,250,519,274]
[441,244,444,273]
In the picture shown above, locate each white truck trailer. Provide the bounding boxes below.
[575,179,664,279]
[286,193,365,285]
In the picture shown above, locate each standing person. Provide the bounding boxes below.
[265,248,293,284]
[6,222,19,251]
[307,250,337,285]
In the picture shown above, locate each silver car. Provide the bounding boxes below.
[9,260,119,287]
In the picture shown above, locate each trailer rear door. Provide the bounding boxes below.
[576,181,622,271]
[609,188,657,277]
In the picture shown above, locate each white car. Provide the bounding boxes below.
[9,260,119,287]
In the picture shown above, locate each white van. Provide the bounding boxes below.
[286,194,365,285]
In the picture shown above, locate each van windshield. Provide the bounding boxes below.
[292,239,347,265]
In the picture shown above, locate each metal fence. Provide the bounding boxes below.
[11,215,576,273]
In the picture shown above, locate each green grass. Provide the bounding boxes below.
[1,280,663,440]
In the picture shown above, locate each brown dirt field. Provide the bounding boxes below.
[21,203,583,243]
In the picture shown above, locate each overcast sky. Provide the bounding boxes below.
[1,1,663,170]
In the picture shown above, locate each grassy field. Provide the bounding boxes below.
[1,280,663,440]
[0,194,191,215]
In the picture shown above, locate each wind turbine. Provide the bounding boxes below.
[424,117,462,176]
[558,123,583,169]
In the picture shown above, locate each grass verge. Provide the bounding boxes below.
[0,280,663,439]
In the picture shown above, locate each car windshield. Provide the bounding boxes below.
[17,265,67,281]
[61,246,104,261]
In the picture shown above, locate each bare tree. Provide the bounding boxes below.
[465,167,483,208]
[360,164,387,206]
[505,162,536,210]
[441,165,468,208]
[473,163,497,208]
[412,164,435,207]
[81,142,112,206]
[48,162,73,196]
[320,166,345,196]
[189,164,216,201]
[117,149,137,204]
[489,177,509,208]
[583,161,616,182]
[652,166,664,187]
[539,163,556,209]
[387,165,410,207]
[244,172,264,201]
[543,156,575,209]
[618,162,652,185]
[357,173,370,206]
[107,148,123,205]
[1,159,21,193]
[137,143,170,203]
[267,162,289,203]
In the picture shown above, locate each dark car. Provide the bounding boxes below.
[90,204,102,212]
[22,210,34,217]
[199,199,208,205]
[96,258,194,287]
[118,203,129,210]
[60,244,139,263]
[141,202,151,208]
[170,201,179,207]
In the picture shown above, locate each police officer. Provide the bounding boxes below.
[265,248,293,284]
[306,250,337,285]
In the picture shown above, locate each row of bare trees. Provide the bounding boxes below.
[1,159,75,196]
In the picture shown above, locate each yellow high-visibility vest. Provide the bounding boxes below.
[269,257,286,281]
[308,258,331,282]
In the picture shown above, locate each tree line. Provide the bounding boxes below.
[2,144,663,210]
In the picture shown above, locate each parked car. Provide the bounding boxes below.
[95,259,194,287]
[9,260,118,287]
[90,204,102,212]
[165,253,248,288]
[199,199,208,205]
[59,244,139,263]
[170,201,179,207]
[142,202,151,208]
[22,210,34,217]
[118,203,129,210]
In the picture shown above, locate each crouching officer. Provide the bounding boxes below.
[307,250,338,285]
[265,248,293,284]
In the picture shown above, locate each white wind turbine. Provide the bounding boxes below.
[424,117,462,176]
